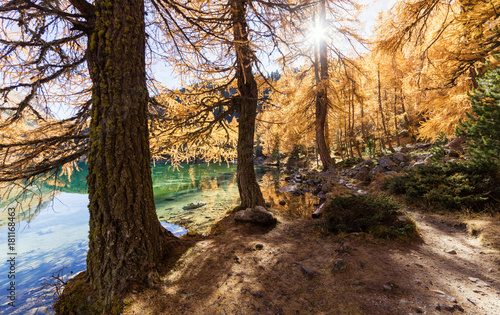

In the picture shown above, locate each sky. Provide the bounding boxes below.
[151,0,399,90]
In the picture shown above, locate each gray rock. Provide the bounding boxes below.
[278,184,301,194]
[331,259,347,272]
[369,164,386,175]
[395,215,412,227]
[392,152,410,163]
[293,263,321,279]
[446,249,457,255]
[413,161,426,168]
[353,165,371,181]
[318,192,327,200]
[182,201,206,210]
[377,156,398,170]
[234,206,276,225]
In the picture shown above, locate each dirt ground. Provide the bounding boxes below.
[123,175,500,315]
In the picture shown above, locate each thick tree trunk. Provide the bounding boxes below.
[315,0,335,170]
[85,0,177,308]
[231,0,265,209]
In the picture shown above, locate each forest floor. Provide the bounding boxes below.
[123,171,500,315]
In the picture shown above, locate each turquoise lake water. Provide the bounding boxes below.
[0,163,281,314]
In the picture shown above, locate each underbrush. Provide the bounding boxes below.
[385,161,500,211]
[322,195,418,239]
[336,157,364,169]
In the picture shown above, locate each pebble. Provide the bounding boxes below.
[331,259,347,272]
[446,249,457,254]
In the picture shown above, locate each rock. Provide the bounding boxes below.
[331,259,347,272]
[435,303,454,312]
[255,243,264,250]
[446,249,457,255]
[383,284,393,291]
[182,201,206,210]
[321,182,334,193]
[234,206,277,225]
[468,277,479,282]
[413,161,426,168]
[353,165,371,181]
[395,215,412,227]
[278,184,301,194]
[279,200,286,206]
[435,303,463,312]
[392,152,410,163]
[265,201,272,208]
[377,156,398,171]
[312,187,322,196]
[432,290,457,303]
[293,263,321,279]
[446,137,467,153]
[317,192,327,200]
[369,164,386,175]
[414,306,425,313]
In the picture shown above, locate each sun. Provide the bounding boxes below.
[309,23,326,45]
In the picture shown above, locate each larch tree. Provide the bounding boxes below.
[375,0,500,139]
[0,0,184,311]
[149,0,303,209]
[273,0,362,170]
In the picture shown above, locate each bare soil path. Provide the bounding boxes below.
[124,179,500,314]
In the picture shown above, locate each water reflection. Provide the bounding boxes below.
[0,164,317,314]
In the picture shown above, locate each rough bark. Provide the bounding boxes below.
[315,0,335,170]
[85,0,177,308]
[231,0,265,209]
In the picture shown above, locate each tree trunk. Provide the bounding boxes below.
[231,0,265,209]
[315,0,335,170]
[377,66,395,153]
[85,0,177,308]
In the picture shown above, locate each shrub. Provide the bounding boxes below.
[386,161,500,210]
[323,195,417,239]
[336,157,364,169]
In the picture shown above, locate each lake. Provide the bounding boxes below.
[0,163,309,314]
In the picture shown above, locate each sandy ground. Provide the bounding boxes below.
[123,188,500,315]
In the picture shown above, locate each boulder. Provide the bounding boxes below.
[353,165,371,182]
[392,152,410,163]
[369,165,386,176]
[377,156,398,171]
[235,206,276,225]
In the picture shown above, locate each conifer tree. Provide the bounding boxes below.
[457,67,500,161]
